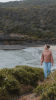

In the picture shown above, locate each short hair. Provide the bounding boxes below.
[46,44,50,49]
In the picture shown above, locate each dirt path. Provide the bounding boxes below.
[18,93,41,100]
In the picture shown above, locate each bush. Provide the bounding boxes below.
[15,65,44,84]
[0,65,44,99]
[5,78,20,95]
[12,68,30,84]
[34,70,56,100]
[0,73,6,87]
[34,85,44,94]
[0,87,10,100]
[12,67,39,86]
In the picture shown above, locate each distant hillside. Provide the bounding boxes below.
[0,4,56,39]
[0,0,56,8]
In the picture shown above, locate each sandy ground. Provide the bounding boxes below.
[34,45,56,52]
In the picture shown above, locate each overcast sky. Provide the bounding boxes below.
[0,0,20,2]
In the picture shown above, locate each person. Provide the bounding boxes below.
[41,44,54,79]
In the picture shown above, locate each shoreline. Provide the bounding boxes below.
[0,44,56,50]
[34,45,56,51]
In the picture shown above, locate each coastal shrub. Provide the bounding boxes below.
[5,78,20,95]
[0,65,44,99]
[47,87,56,97]
[0,73,6,87]
[41,84,56,100]
[5,68,14,75]
[0,68,14,76]
[12,67,39,86]
[34,82,56,100]
[0,66,44,87]
[15,65,44,82]
[34,70,56,100]
[34,85,44,94]
[12,68,30,84]
[14,65,44,85]
[0,87,10,100]
[34,68,44,81]
[27,72,39,86]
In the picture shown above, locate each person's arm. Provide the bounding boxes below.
[50,51,54,66]
[41,51,44,65]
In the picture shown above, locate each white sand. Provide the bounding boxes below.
[36,45,56,52]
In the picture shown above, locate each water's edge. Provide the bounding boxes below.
[0,47,56,72]
[0,44,55,50]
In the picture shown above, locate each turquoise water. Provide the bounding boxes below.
[0,47,56,70]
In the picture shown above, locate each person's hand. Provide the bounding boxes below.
[41,62,42,65]
[52,63,53,66]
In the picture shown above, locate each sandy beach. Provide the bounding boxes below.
[36,45,56,51]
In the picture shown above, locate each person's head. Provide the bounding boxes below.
[45,44,50,50]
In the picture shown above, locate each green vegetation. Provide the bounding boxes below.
[0,65,44,100]
[34,70,56,100]
[0,65,56,100]
[0,4,56,39]
[0,0,56,8]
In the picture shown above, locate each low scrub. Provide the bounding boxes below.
[34,70,56,100]
[0,65,44,100]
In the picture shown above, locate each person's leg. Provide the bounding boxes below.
[47,62,51,75]
[43,62,48,78]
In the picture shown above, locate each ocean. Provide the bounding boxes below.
[0,47,56,71]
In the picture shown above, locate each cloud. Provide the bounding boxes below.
[0,0,20,2]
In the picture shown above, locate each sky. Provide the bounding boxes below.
[0,0,20,2]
